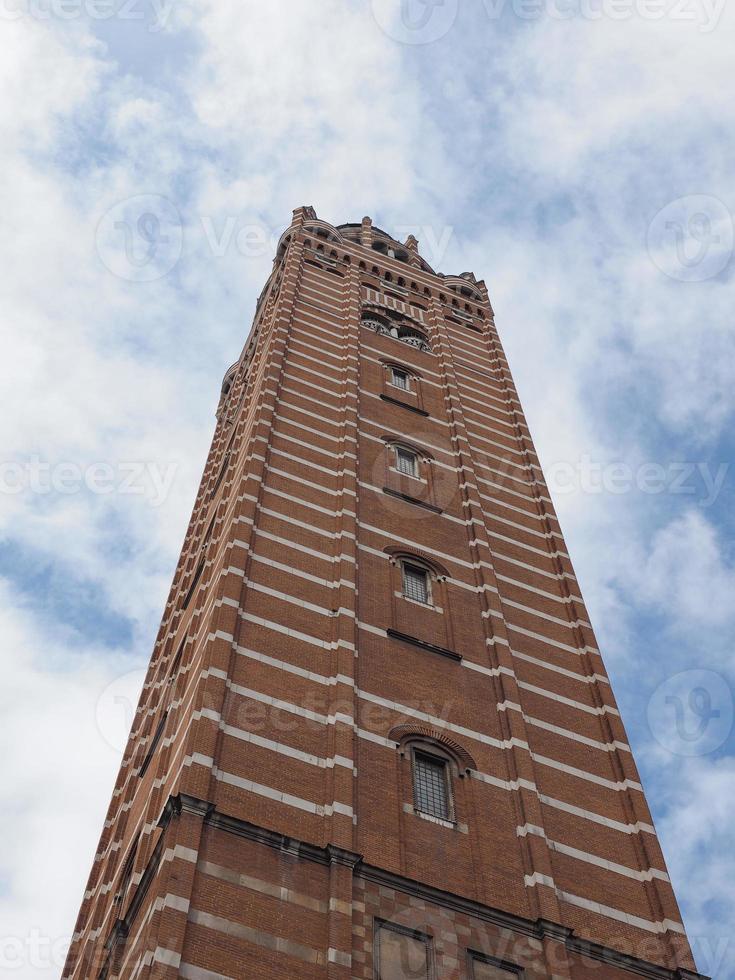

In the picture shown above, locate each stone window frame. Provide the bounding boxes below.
[373,917,435,980]
[384,549,449,617]
[382,437,433,491]
[412,747,453,823]
[395,445,420,479]
[401,559,432,605]
[390,365,411,391]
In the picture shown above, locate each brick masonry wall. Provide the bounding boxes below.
[62,208,703,980]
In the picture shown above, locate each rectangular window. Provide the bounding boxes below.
[395,447,418,478]
[413,752,450,820]
[391,368,410,390]
[375,921,432,980]
[402,563,429,604]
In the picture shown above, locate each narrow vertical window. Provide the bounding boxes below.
[391,367,410,390]
[115,833,140,911]
[402,562,430,604]
[182,559,204,610]
[138,712,168,778]
[395,447,419,478]
[413,751,450,820]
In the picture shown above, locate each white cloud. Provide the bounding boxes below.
[654,754,735,977]
[620,509,735,634]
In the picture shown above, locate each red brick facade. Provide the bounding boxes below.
[63,207,705,980]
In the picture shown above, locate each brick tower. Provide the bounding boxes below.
[64,207,705,980]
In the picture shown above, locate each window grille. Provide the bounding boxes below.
[395,447,418,478]
[391,368,410,390]
[402,563,429,604]
[413,752,450,820]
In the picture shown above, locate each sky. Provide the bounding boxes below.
[0,0,733,976]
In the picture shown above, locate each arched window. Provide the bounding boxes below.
[362,311,431,353]
[396,324,431,353]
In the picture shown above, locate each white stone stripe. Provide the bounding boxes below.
[255,485,355,518]
[220,722,354,771]
[247,551,354,590]
[239,611,354,650]
[506,622,600,657]
[517,825,669,882]
[179,962,234,980]
[265,444,355,478]
[474,476,553,508]
[234,642,355,688]
[151,947,181,968]
[538,793,654,834]
[486,599,590,631]
[520,873,684,934]
[239,581,353,620]
[213,766,354,819]
[531,753,641,792]
[266,462,349,497]
[521,712,630,753]
[518,679,618,716]
[524,872,555,888]
[261,428,356,462]
[357,687,528,752]
[252,527,349,564]
[512,650,609,686]
[557,890,685,935]
[274,411,354,445]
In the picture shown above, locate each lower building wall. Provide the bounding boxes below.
[98,799,705,980]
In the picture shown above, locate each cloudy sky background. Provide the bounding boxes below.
[1,0,734,975]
